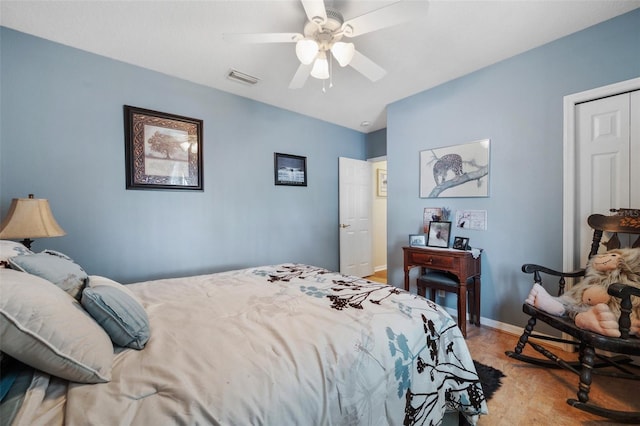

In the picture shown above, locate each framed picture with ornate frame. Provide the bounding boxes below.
[427,221,452,248]
[124,105,203,191]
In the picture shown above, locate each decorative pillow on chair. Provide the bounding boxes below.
[81,276,150,349]
[0,241,33,267]
[7,250,88,299]
[0,268,113,383]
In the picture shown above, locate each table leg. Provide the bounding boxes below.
[404,267,410,291]
[458,281,467,338]
[467,283,475,324]
[474,277,481,326]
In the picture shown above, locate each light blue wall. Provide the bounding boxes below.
[387,9,640,328]
[365,128,387,159]
[0,28,366,283]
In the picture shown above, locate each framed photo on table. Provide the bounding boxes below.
[452,236,469,250]
[427,221,452,248]
[124,105,203,191]
[409,234,427,247]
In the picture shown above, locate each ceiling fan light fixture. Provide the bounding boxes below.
[331,42,355,67]
[295,39,319,65]
[310,52,329,80]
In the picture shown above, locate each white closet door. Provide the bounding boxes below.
[576,90,638,265]
[631,91,640,208]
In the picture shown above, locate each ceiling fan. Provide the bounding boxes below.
[223,0,426,89]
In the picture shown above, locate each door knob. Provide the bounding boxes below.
[339,224,351,228]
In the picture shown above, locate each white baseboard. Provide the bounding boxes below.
[442,307,639,363]
[442,306,568,350]
[374,265,387,272]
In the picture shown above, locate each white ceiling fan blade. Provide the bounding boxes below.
[342,1,427,38]
[223,33,302,44]
[289,63,312,89]
[349,50,386,82]
[300,0,327,25]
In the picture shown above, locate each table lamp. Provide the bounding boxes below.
[0,194,66,249]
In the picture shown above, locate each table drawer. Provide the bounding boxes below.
[409,252,455,269]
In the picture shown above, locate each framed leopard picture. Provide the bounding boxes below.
[419,139,490,198]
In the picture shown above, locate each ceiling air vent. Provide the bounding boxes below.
[227,69,260,86]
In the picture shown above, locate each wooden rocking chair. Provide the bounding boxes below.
[506,209,640,423]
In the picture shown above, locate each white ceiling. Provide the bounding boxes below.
[2,0,638,133]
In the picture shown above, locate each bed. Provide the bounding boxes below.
[1,244,487,425]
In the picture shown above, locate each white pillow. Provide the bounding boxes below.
[0,269,113,383]
[0,240,33,267]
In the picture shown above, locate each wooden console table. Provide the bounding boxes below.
[403,246,482,337]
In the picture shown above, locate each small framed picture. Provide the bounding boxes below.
[377,169,387,197]
[409,234,427,247]
[423,207,443,232]
[427,221,452,248]
[274,153,307,186]
[452,236,469,250]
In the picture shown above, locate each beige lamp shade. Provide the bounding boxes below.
[0,195,66,242]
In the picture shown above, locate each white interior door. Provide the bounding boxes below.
[563,78,640,273]
[576,91,634,265]
[630,91,640,209]
[339,157,373,277]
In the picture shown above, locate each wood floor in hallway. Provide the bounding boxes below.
[365,269,387,284]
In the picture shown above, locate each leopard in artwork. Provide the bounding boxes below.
[433,153,463,185]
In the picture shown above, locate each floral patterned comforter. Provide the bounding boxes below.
[14,264,487,425]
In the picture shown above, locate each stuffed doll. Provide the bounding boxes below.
[526,248,640,337]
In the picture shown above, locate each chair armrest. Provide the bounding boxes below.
[521,264,585,277]
[608,283,640,298]
[608,283,640,339]
[521,264,585,296]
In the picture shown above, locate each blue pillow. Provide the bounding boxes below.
[81,276,150,349]
[7,250,87,300]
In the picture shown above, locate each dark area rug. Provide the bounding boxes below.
[459,360,506,426]
[473,360,505,400]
